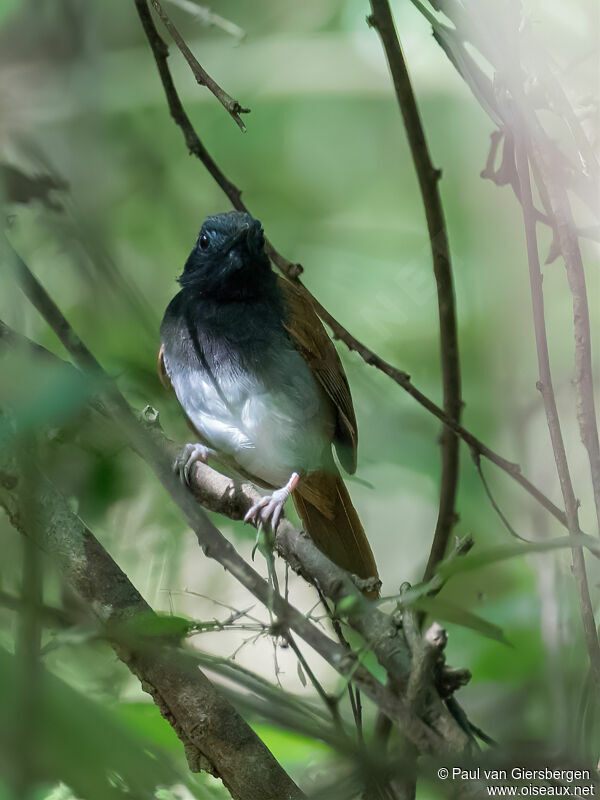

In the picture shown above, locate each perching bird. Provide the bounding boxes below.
[158,211,378,588]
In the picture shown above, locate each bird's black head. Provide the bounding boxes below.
[178,211,273,301]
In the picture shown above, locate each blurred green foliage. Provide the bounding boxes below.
[0,0,598,797]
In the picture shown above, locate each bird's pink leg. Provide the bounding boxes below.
[244,472,300,531]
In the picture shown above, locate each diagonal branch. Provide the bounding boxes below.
[2,239,471,756]
[366,0,462,582]
[0,317,480,761]
[0,443,305,800]
[134,0,244,201]
[131,0,582,544]
[147,0,249,130]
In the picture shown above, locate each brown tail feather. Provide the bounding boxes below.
[293,470,379,596]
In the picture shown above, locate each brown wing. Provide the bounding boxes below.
[278,276,358,474]
[157,344,172,390]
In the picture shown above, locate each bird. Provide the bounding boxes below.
[158,211,378,590]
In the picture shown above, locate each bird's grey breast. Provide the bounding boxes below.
[160,294,334,487]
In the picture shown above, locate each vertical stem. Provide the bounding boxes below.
[514,139,600,689]
[535,164,600,535]
[14,449,43,799]
[366,9,462,794]
[367,0,462,580]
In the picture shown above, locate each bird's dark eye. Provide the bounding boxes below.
[199,233,210,250]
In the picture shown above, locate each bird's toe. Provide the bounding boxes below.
[174,442,214,486]
[244,496,268,525]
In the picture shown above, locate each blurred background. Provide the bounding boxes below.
[0,0,598,797]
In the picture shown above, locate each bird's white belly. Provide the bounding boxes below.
[171,364,332,488]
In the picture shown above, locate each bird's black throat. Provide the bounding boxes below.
[165,271,289,377]
[163,210,291,372]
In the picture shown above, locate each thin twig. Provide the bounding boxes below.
[514,138,600,690]
[367,0,462,585]
[13,456,43,800]
[354,688,364,744]
[473,453,527,542]
[148,0,249,130]
[529,155,600,536]
[317,591,365,742]
[164,0,245,40]
[285,632,343,731]
[131,0,583,542]
[480,130,600,246]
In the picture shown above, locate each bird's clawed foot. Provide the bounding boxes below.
[174,442,216,486]
[244,472,300,532]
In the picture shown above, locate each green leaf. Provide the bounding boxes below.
[115,611,191,641]
[251,724,329,764]
[336,595,359,614]
[415,597,510,646]
[296,660,307,687]
[116,702,183,754]
[436,535,600,580]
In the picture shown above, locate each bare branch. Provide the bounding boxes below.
[529,154,600,535]
[366,0,462,582]
[514,139,600,689]
[176,451,475,754]
[0,444,305,800]
[408,0,600,692]
[2,242,470,756]
[147,0,249,131]
[473,453,525,542]
[480,131,600,247]
[285,632,343,730]
[132,0,583,542]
